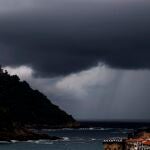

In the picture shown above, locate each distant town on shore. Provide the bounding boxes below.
[103,128,150,150]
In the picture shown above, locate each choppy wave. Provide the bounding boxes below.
[26,140,53,144]
[42,128,114,132]
[11,140,19,143]
[62,137,70,141]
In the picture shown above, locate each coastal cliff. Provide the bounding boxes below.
[0,66,78,140]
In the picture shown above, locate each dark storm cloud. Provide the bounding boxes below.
[0,0,150,76]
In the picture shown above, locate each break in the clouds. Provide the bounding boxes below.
[1,0,150,121]
[0,0,150,76]
[5,65,150,121]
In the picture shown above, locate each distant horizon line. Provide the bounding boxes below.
[77,119,150,123]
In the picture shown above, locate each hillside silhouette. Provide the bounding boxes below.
[0,66,76,130]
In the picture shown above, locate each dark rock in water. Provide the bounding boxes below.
[0,128,62,141]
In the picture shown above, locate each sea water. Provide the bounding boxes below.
[0,128,132,150]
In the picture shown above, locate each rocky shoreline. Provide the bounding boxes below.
[0,128,62,142]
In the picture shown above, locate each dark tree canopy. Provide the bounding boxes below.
[0,66,76,130]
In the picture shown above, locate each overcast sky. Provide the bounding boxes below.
[1,0,150,121]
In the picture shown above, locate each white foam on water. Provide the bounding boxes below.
[25,140,54,145]
[11,140,19,143]
[89,128,94,130]
[62,137,70,141]
[91,138,96,141]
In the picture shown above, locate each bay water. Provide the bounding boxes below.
[0,128,132,150]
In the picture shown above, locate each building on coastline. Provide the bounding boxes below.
[142,140,150,150]
[103,138,150,150]
[125,138,144,150]
[103,137,126,150]
[125,138,150,150]
[137,132,150,139]
[103,129,150,150]
[125,130,150,150]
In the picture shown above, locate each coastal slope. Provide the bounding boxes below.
[0,66,77,131]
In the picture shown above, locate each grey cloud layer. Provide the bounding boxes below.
[0,0,150,76]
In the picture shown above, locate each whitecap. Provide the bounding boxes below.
[91,138,96,141]
[11,140,19,143]
[62,137,70,141]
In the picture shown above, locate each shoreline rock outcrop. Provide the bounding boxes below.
[0,128,62,142]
